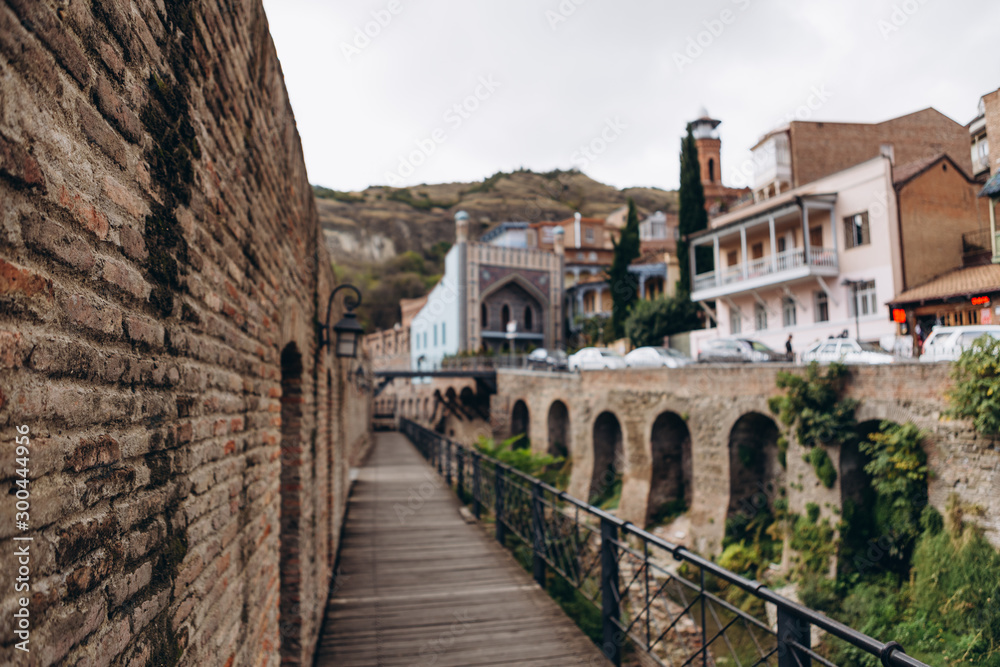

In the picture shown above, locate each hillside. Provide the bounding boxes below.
[316,169,678,329]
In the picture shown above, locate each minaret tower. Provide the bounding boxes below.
[691,106,722,187]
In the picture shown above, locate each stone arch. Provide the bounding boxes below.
[479,274,552,348]
[726,412,783,531]
[511,399,529,448]
[547,400,570,458]
[590,410,624,505]
[647,411,693,525]
[279,342,304,660]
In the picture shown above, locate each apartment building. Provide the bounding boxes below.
[970,86,1000,180]
[687,149,989,356]
[751,108,971,202]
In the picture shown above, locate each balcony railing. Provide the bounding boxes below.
[693,246,837,292]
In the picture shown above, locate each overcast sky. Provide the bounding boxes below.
[262,0,999,194]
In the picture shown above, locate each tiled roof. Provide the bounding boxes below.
[889,263,1000,304]
[981,170,1000,198]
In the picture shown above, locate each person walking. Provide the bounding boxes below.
[785,334,794,361]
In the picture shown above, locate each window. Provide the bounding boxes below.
[754,303,768,331]
[843,212,870,248]
[585,227,595,244]
[814,291,829,322]
[782,297,797,327]
[424,331,428,348]
[727,250,738,266]
[442,322,446,345]
[730,310,742,335]
[809,226,822,249]
[847,280,877,317]
[524,306,533,330]
[777,237,786,253]
[751,242,764,260]
[708,158,716,182]
[433,324,438,346]
[501,304,510,328]
[481,303,488,328]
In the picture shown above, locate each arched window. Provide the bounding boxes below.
[524,306,533,330]
[481,302,488,328]
[708,158,716,183]
[501,304,510,328]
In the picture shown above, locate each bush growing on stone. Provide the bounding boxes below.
[947,334,1000,437]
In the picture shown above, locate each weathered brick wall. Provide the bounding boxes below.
[490,363,999,554]
[897,157,991,290]
[790,109,972,187]
[0,1,370,665]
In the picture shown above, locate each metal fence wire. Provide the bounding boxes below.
[399,419,929,667]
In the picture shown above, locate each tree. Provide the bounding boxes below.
[677,124,709,296]
[623,295,700,347]
[607,198,641,339]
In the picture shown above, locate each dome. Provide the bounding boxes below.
[454,210,469,221]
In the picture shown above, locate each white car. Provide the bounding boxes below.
[801,338,896,365]
[624,346,693,369]
[919,325,1000,362]
[568,347,625,371]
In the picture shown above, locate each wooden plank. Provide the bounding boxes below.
[314,431,608,666]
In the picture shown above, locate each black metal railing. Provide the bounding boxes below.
[400,418,929,667]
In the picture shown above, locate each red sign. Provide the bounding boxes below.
[971,295,990,306]
[891,308,907,323]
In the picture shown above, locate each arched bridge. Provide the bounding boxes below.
[401,363,999,554]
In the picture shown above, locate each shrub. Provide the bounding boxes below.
[946,334,1000,437]
[807,447,837,488]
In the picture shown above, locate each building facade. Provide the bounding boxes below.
[409,211,565,370]
[688,151,990,356]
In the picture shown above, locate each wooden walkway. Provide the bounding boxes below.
[315,431,607,666]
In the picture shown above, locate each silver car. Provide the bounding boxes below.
[801,338,896,365]
[919,325,1000,362]
[624,346,694,369]
[697,338,785,363]
[568,347,626,371]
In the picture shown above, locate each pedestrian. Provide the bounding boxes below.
[785,334,793,361]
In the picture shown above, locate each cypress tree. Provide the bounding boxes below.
[608,198,641,340]
[677,124,710,296]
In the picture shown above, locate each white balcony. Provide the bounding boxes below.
[692,246,838,300]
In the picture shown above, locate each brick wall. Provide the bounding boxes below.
[897,156,992,289]
[790,108,972,187]
[0,1,370,665]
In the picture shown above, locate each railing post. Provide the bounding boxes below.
[777,608,812,667]
[445,440,452,488]
[472,452,482,519]
[456,446,464,500]
[494,465,506,545]
[436,438,442,474]
[600,516,621,666]
[531,481,546,587]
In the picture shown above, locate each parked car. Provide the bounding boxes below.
[527,348,569,371]
[801,337,896,365]
[919,325,1000,362]
[624,346,694,369]
[697,338,785,363]
[568,347,625,371]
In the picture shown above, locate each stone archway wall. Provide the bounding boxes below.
[495,363,1000,552]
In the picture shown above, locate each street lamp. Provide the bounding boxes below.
[840,278,866,340]
[318,284,364,358]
